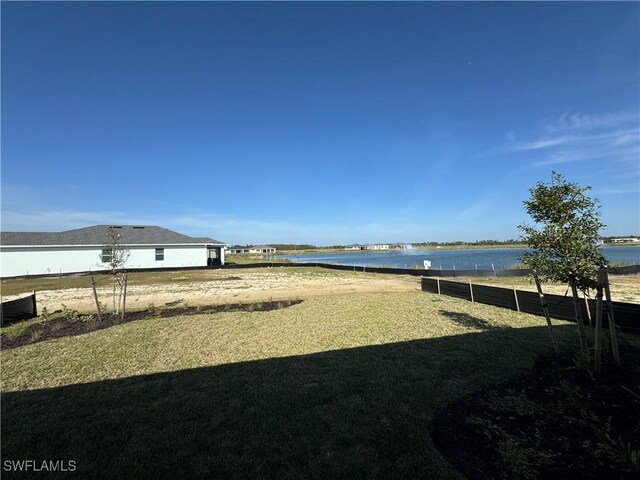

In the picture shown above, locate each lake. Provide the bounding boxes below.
[279,246,640,270]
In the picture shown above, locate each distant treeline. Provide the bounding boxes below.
[269,238,639,251]
[267,244,318,251]
[602,236,640,242]
[412,239,526,247]
[269,240,528,250]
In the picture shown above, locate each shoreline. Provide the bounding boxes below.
[276,244,526,255]
[271,243,639,256]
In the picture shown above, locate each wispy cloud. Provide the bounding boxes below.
[0,208,447,245]
[505,127,638,154]
[508,135,574,151]
[496,111,639,171]
[543,111,639,133]
[531,144,639,167]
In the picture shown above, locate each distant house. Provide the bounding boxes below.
[367,244,390,250]
[227,245,276,254]
[227,245,250,254]
[343,244,391,251]
[0,225,226,278]
[611,238,640,243]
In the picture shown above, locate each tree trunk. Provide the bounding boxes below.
[117,274,124,315]
[91,275,102,322]
[112,275,117,314]
[570,279,589,355]
[121,273,128,321]
[602,266,621,366]
[533,273,560,354]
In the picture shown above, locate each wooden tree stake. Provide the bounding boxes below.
[594,270,604,375]
[121,273,128,321]
[570,280,589,355]
[602,266,621,366]
[583,293,592,326]
[112,276,117,314]
[513,287,520,312]
[534,273,560,354]
[91,275,102,322]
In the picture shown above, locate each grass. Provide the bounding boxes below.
[434,346,640,479]
[1,300,304,350]
[2,291,575,391]
[1,286,589,479]
[3,267,637,477]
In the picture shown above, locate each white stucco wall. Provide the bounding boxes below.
[0,244,222,278]
[125,245,209,270]
[1,246,100,277]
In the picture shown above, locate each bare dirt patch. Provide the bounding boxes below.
[2,268,419,314]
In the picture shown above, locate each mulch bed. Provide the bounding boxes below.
[432,346,640,479]
[0,299,303,350]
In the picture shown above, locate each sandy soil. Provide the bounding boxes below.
[12,269,421,314]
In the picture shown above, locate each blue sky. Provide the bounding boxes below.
[2,2,639,245]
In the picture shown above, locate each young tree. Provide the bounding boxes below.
[518,172,605,353]
[101,227,130,316]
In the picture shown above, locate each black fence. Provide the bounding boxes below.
[220,262,533,278]
[424,268,532,278]
[472,284,519,310]
[1,293,37,326]
[222,262,431,276]
[421,278,640,334]
[608,264,640,275]
[227,263,638,278]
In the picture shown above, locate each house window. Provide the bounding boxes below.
[102,248,113,264]
[155,248,164,261]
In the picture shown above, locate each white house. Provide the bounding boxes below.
[0,225,226,278]
[227,245,276,254]
[367,244,390,250]
[343,244,390,251]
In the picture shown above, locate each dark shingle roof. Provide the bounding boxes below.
[1,225,225,246]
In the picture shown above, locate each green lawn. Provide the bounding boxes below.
[1,289,586,478]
